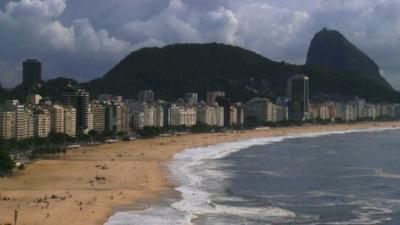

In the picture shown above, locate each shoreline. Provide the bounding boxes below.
[0,122,399,225]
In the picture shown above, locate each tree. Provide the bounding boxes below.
[46,132,66,145]
[138,127,162,138]
[88,130,105,142]
[0,150,15,173]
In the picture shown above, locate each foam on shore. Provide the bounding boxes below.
[105,127,399,225]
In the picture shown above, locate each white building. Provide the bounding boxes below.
[144,104,156,127]
[0,110,16,139]
[34,110,51,138]
[50,104,64,133]
[4,100,32,140]
[155,104,164,128]
[272,104,288,122]
[197,104,224,127]
[243,98,274,122]
[169,105,197,127]
[26,94,42,106]
[64,106,76,138]
[132,111,145,130]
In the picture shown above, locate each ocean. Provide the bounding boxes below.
[105,128,400,225]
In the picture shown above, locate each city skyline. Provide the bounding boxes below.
[1,0,400,90]
[2,73,399,141]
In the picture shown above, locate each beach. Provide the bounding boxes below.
[0,122,399,225]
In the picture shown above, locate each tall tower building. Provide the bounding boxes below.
[216,96,232,127]
[25,108,34,138]
[34,110,51,138]
[64,106,76,138]
[143,104,156,127]
[49,104,65,134]
[4,100,31,140]
[243,98,274,123]
[105,103,117,132]
[120,103,130,133]
[132,111,145,131]
[62,90,90,135]
[0,110,16,140]
[90,102,105,133]
[287,74,310,120]
[154,104,164,128]
[23,59,42,86]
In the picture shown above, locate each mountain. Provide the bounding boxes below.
[84,41,400,103]
[85,43,294,101]
[306,28,391,88]
[0,85,9,103]
[7,77,79,104]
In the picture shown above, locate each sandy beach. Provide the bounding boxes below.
[0,122,399,225]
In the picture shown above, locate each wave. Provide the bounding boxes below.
[105,127,399,225]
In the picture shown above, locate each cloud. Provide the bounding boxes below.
[0,0,400,90]
[0,0,133,86]
[6,0,66,19]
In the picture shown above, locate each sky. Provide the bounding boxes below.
[1,0,400,89]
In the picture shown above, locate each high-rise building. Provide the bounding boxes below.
[143,104,156,127]
[64,106,76,138]
[197,103,224,127]
[138,90,155,103]
[154,104,164,128]
[104,102,128,133]
[377,104,396,118]
[0,110,16,140]
[156,101,170,127]
[243,98,274,123]
[207,91,225,104]
[354,98,367,119]
[185,93,198,105]
[272,104,288,122]
[141,103,164,128]
[25,109,34,138]
[90,102,105,133]
[235,103,245,125]
[365,104,377,120]
[120,104,130,133]
[62,90,90,135]
[311,104,330,120]
[105,104,117,132]
[216,97,233,126]
[327,102,338,121]
[87,111,93,131]
[26,94,42,106]
[23,59,42,86]
[4,100,31,140]
[49,105,64,133]
[115,104,123,132]
[132,111,145,131]
[34,110,51,138]
[336,104,356,121]
[169,105,197,127]
[287,74,310,120]
[229,105,238,126]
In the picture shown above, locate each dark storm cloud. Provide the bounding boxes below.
[0,0,400,90]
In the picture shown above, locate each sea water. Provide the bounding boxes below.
[105,127,400,225]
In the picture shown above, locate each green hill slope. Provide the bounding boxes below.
[84,42,399,102]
